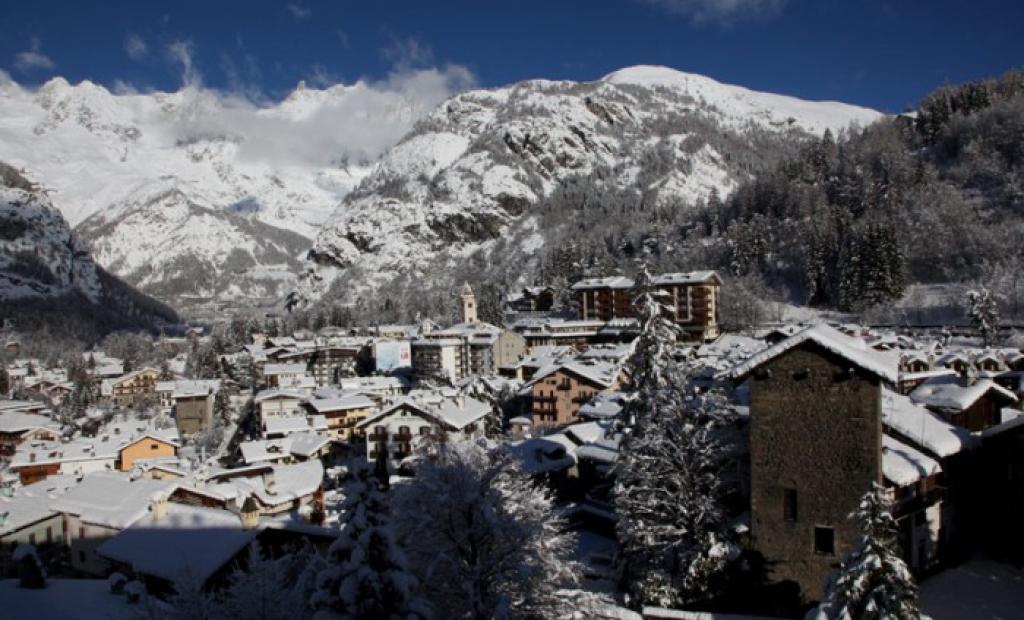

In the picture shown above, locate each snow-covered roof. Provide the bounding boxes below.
[430,395,490,430]
[578,392,626,420]
[509,434,578,474]
[0,485,62,536]
[883,435,942,487]
[50,473,173,529]
[0,399,48,414]
[263,415,320,436]
[881,389,977,458]
[727,323,899,384]
[254,388,306,403]
[0,410,60,434]
[576,437,622,465]
[97,503,259,584]
[899,368,956,382]
[238,433,331,465]
[357,394,489,431]
[571,276,634,290]
[650,271,721,285]
[337,375,409,391]
[564,421,610,445]
[529,359,624,389]
[910,375,1018,412]
[306,394,374,413]
[170,379,220,399]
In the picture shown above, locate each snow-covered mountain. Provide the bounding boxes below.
[0,163,176,329]
[0,75,438,306]
[302,65,883,303]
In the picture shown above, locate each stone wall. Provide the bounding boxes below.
[748,342,882,602]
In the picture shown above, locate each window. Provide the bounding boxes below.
[814,526,835,555]
[150,443,160,450]
[29,533,35,545]
[79,526,85,539]
[46,527,52,544]
[783,488,798,522]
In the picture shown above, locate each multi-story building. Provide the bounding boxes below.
[306,394,376,440]
[528,359,627,430]
[355,394,489,468]
[571,271,722,341]
[104,368,162,408]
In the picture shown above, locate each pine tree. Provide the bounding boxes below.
[311,464,425,619]
[966,287,1001,347]
[626,266,680,399]
[822,484,920,620]
[614,392,738,608]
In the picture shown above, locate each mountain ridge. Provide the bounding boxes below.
[300,65,883,307]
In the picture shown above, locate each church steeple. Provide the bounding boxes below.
[460,282,477,323]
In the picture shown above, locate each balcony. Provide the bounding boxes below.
[393,432,413,442]
[368,432,388,443]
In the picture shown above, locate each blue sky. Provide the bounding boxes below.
[1,0,1021,112]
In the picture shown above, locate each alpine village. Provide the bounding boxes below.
[1,3,1024,619]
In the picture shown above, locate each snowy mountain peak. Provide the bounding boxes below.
[601,65,880,135]
[301,67,884,304]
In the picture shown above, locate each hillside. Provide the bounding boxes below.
[0,163,177,338]
[700,69,1024,320]
[300,65,882,317]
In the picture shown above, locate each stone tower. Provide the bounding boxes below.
[461,282,478,323]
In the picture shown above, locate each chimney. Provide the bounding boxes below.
[239,495,260,530]
[150,496,168,522]
[262,470,277,496]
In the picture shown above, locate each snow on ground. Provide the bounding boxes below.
[1,578,135,619]
[920,559,1024,620]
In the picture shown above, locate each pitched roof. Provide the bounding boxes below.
[49,473,173,529]
[882,388,977,458]
[96,503,258,584]
[306,394,374,413]
[728,323,899,384]
[883,434,942,487]
[910,375,1018,412]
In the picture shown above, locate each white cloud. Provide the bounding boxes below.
[159,61,476,170]
[381,36,435,69]
[286,3,312,20]
[166,39,201,87]
[124,34,148,61]
[14,37,55,72]
[643,0,787,24]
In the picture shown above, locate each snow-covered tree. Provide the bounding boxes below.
[627,266,680,398]
[461,377,516,438]
[219,543,311,620]
[614,392,738,608]
[311,464,426,619]
[394,441,582,619]
[966,287,1001,347]
[822,483,920,620]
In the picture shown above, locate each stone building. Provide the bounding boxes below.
[729,324,897,601]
